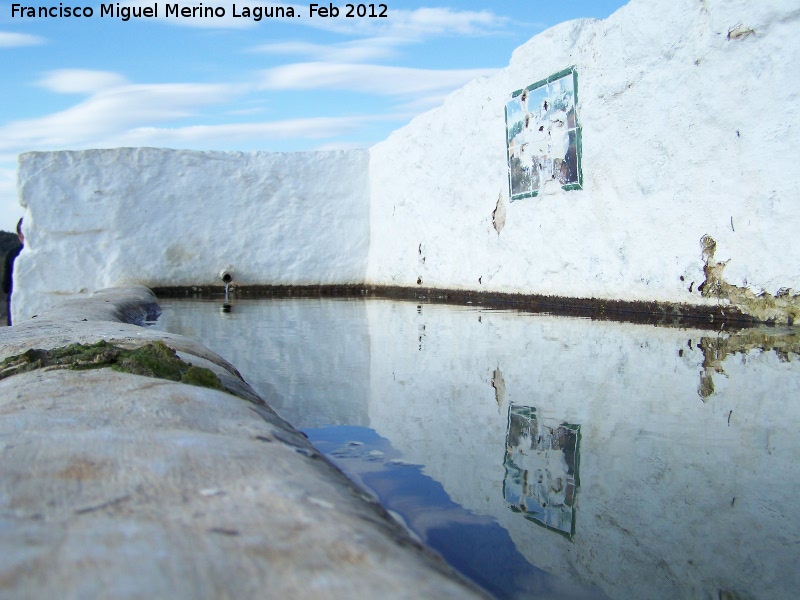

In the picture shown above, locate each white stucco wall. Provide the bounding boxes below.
[367,0,800,303]
[13,148,370,321]
[10,0,800,321]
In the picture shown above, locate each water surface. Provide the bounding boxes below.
[154,297,800,600]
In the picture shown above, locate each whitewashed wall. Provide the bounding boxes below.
[367,0,800,305]
[11,0,800,322]
[13,148,370,321]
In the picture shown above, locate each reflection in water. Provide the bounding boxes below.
[504,406,580,538]
[306,425,605,600]
[154,298,800,600]
[697,328,800,399]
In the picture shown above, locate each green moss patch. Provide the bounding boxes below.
[0,340,226,393]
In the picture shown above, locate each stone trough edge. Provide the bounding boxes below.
[0,284,490,599]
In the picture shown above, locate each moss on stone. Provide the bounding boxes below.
[181,365,225,389]
[110,341,184,380]
[0,340,225,393]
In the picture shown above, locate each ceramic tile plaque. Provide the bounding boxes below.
[505,67,582,200]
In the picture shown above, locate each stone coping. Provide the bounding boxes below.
[0,285,489,599]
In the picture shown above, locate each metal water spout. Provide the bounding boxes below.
[220,269,233,292]
[219,269,234,308]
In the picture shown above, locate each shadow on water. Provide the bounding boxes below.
[153,296,800,600]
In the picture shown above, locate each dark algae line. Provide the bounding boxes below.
[152,284,764,331]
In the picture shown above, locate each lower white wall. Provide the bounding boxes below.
[367,0,800,305]
[13,148,370,321]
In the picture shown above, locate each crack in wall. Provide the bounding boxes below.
[698,235,799,326]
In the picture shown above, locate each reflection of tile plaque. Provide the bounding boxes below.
[503,405,580,538]
[505,67,582,201]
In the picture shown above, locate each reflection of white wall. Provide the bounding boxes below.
[367,0,800,301]
[150,297,799,597]
[363,301,800,600]
[14,148,369,321]
[155,298,372,428]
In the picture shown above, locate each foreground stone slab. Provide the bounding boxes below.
[0,286,487,599]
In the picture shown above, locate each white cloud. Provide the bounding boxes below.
[38,70,129,94]
[0,67,391,156]
[293,7,509,38]
[251,37,403,62]
[0,80,240,152]
[383,7,508,36]
[0,32,46,47]
[108,116,369,147]
[259,62,496,97]
[0,59,497,163]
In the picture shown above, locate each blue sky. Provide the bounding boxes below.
[0,0,629,230]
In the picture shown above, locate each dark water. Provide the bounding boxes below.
[153,297,800,600]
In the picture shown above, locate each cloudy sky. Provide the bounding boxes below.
[0,0,628,230]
